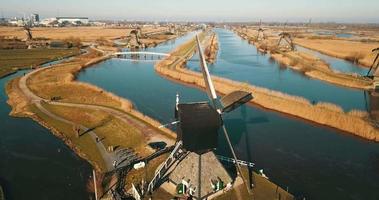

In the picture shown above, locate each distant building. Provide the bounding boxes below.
[40,18,58,27]
[31,14,39,25]
[0,17,7,25]
[8,18,25,26]
[56,17,89,25]
[90,21,106,26]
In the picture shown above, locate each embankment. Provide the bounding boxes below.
[155,34,379,142]
[233,28,374,90]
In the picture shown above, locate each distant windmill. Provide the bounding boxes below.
[255,19,266,41]
[367,47,379,78]
[128,28,143,49]
[277,21,295,51]
[23,25,33,41]
[145,35,254,199]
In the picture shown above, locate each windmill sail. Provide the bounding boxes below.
[196,35,218,106]
[195,33,253,194]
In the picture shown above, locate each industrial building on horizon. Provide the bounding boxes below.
[2,14,90,27]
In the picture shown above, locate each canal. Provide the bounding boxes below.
[0,72,92,199]
[78,31,379,199]
[187,29,368,111]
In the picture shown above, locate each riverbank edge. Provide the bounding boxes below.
[154,33,379,142]
[5,48,177,172]
[6,77,105,172]
[233,29,374,90]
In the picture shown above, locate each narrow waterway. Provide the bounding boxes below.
[187,29,368,112]
[296,45,368,75]
[0,71,92,199]
[78,32,379,200]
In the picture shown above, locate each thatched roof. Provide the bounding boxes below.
[168,151,232,199]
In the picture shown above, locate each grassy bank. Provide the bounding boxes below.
[0,48,79,78]
[155,33,379,142]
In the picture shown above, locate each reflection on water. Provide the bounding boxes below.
[78,31,379,200]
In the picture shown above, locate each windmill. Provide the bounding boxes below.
[277,21,295,51]
[23,25,33,41]
[362,47,379,128]
[367,47,379,80]
[255,19,266,41]
[145,35,254,199]
[128,28,144,49]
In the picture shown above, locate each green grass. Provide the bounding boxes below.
[42,103,145,151]
[29,104,107,171]
[0,48,79,78]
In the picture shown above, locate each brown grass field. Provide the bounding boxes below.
[0,48,79,78]
[0,26,167,42]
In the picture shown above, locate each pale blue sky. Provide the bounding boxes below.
[1,0,378,23]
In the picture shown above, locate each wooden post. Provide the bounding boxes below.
[93,170,98,200]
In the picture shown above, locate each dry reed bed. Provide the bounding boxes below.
[270,53,373,89]
[155,35,379,142]
[294,38,379,68]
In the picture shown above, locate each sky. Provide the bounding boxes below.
[1,0,379,23]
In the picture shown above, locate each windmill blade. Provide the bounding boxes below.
[196,34,218,106]
[196,33,252,194]
[221,124,253,194]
